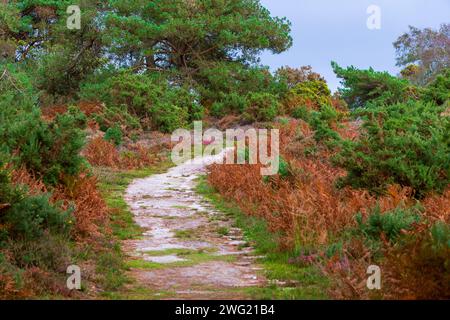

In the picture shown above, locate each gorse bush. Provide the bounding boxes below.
[334,100,450,197]
[422,68,450,106]
[5,110,86,185]
[4,194,73,241]
[355,205,422,243]
[199,63,286,120]
[197,63,286,108]
[242,92,279,122]
[0,162,73,247]
[92,105,140,133]
[288,79,331,109]
[210,92,249,118]
[291,105,311,121]
[80,71,199,132]
[1,66,87,185]
[309,105,341,143]
[104,125,123,146]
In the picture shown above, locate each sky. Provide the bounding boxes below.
[259,0,450,92]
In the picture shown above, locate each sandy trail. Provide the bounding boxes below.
[123,150,265,299]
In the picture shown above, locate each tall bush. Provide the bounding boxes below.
[334,100,450,197]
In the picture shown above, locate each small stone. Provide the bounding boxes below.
[229,240,247,246]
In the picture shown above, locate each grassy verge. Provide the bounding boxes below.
[196,176,330,300]
[92,159,174,297]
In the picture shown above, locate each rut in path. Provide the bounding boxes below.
[123,151,266,299]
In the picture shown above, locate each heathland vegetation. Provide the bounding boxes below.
[0,1,448,299]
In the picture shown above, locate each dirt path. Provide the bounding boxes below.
[123,151,266,299]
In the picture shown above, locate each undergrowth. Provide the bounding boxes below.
[196,177,330,300]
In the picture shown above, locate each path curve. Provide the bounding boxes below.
[123,150,265,299]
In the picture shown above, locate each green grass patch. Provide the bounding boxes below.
[216,226,230,236]
[174,229,196,239]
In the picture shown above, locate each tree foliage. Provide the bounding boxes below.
[332,61,418,109]
[394,24,450,85]
[275,65,325,89]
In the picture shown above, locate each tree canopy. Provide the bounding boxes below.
[394,24,450,85]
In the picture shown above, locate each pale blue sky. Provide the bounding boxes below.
[259,0,450,92]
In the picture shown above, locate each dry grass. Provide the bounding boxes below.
[52,173,109,240]
[83,136,164,170]
[207,119,449,299]
[11,167,109,241]
[209,120,380,247]
[83,137,121,168]
[41,101,104,122]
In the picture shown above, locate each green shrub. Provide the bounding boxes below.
[0,66,87,185]
[288,80,331,107]
[4,194,73,240]
[291,105,311,121]
[334,100,450,197]
[25,111,87,185]
[422,68,450,106]
[150,102,190,133]
[210,92,249,118]
[243,92,279,122]
[197,63,286,106]
[278,157,291,178]
[430,222,450,252]
[309,105,341,143]
[80,71,197,132]
[104,125,123,146]
[93,105,141,132]
[356,205,422,243]
[332,62,418,109]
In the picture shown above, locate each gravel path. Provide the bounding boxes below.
[123,151,265,299]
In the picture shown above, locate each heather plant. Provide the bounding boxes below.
[381,220,450,299]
